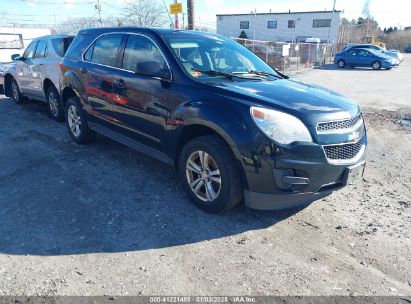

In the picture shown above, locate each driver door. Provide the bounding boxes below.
[15,40,38,94]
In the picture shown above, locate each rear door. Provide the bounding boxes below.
[110,33,173,150]
[81,33,126,124]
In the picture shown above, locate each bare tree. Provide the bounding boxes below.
[122,0,168,27]
[53,17,100,34]
[52,17,125,35]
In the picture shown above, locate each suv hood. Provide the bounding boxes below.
[211,78,360,127]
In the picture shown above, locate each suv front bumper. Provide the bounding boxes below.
[241,137,367,210]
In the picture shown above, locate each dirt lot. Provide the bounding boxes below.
[0,55,410,296]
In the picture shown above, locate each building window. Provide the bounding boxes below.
[288,20,295,28]
[240,21,249,29]
[313,19,332,28]
[267,21,277,29]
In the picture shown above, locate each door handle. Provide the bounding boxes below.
[80,67,88,74]
[114,78,125,90]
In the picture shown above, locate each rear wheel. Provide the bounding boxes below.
[179,135,243,213]
[371,61,381,70]
[10,78,25,104]
[337,59,345,68]
[46,85,64,121]
[65,97,96,144]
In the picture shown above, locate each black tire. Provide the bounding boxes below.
[10,78,25,104]
[65,96,96,144]
[371,61,381,70]
[337,59,345,68]
[179,135,243,213]
[46,85,64,122]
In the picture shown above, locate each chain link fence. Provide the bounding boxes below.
[234,38,334,71]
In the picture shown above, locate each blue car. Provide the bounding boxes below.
[334,48,398,70]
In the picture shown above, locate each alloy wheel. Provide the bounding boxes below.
[372,61,381,70]
[67,105,82,137]
[186,150,222,202]
[48,91,59,117]
[12,82,19,100]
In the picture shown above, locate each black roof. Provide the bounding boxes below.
[217,10,341,16]
[77,27,224,39]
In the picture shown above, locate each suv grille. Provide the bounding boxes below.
[324,136,365,160]
[317,114,362,132]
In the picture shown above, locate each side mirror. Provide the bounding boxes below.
[157,68,172,81]
[11,54,22,61]
[136,61,171,81]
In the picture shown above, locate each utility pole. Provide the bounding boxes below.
[187,0,194,30]
[95,0,102,26]
[252,8,256,51]
[174,0,179,29]
[327,0,336,45]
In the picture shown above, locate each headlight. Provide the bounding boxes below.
[250,107,312,144]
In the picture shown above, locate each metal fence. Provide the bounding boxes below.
[234,38,334,71]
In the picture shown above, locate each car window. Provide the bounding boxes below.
[347,50,357,56]
[121,35,167,73]
[34,40,48,59]
[23,41,38,59]
[167,36,277,79]
[65,34,94,60]
[86,34,124,67]
[52,37,74,57]
[358,50,369,57]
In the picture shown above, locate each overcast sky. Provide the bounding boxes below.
[0,0,409,29]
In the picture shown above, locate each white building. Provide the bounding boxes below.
[0,27,51,63]
[217,10,341,46]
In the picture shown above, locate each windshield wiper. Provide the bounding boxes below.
[192,69,260,80]
[247,70,287,79]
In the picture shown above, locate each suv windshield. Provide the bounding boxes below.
[165,35,278,80]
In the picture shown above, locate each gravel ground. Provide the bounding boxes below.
[0,55,410,296]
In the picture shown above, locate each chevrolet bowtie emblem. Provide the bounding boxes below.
[348,130,361,142]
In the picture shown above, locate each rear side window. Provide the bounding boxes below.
[358,50,370,57]
[121,35,166,73]
[23,41,38,59]
[34,40,48,58]
[86,34,124,67]
[52,37,74,57]
[64,34,94,60]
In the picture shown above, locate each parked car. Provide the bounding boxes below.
[0,62,15,94]
[335,48,398,69]
[56,27,366,213]
[343,44,403,63]
[404,45,411,53]
[2,34,74,120]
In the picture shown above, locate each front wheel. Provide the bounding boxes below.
[179,135,243,213]
[10,78,25,104]
[371,61,381,70]
[65,97,96,144]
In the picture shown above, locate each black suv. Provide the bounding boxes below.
[60,27,367,213]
